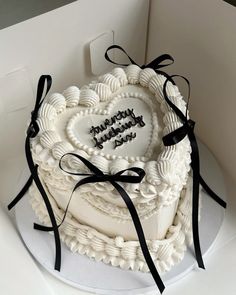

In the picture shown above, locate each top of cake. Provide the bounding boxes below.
[31,65,191,209]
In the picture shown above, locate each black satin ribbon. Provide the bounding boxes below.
[162,75,227,268]
[36,153,165,293]
[105,45,174,76]
[105,45,227,269]
[8,75,62,271]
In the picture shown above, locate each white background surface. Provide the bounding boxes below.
[0,0,236,294]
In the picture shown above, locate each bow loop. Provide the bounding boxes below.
[104,45,174,74]
[145,53,174,71]
[104,45,138,67]
[26,75,52,139]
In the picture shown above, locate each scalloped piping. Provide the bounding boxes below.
[33,66,191,206]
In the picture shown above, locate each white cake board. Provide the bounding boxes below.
[14,141,226,295]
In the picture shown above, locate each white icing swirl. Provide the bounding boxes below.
[63,86,80,107]
[105,244,120,257]
[111,68,128,86]
[67,150,89,171]
[163,121,183,136]
[39,131,60,149]
[47,93,66,113]
[90,83,112,101]
[158,146,177,161]
[157,244,173,261]
[98,74,120,92]
[145,161,161,185]
[157,160,178,185]
[121,246,136,260]
[38,103,57,120]
[125,64,141,84]
[139,183,157,198]
[52,141,74,160]
[139,68,156,87]
[149,75,161,94]
[79,89,99,107]
[36,118,54,132]
[91,237,105,252]
[166,84,179,97]
[110,158,129,174]
[90,155,109,172]
[161,96,186,114]
[163,111,179,125]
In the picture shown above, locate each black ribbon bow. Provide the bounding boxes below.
[34,153,165,292]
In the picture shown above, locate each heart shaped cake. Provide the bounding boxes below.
[30,64,193,274]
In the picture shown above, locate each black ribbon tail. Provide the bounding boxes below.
[111,180,165,293]
[200,175,227,208]
[8,174,34,210]
[25,134,61,271]
[189,132,205,269]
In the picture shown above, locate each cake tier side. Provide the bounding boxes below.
[29,177,193,275]
[44,180,179,240]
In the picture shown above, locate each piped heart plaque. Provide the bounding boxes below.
[66,92,161,160]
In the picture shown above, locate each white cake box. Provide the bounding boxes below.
[0,1,235,295]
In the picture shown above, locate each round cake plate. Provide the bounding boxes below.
[15,141,226,295]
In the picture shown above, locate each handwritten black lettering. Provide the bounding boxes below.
[90,108,145,150]
[114,132,136,149]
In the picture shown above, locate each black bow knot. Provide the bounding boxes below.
[27,112,39,138]
[163,118,196,146]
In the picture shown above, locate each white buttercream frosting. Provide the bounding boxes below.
[38,103,57,120]
[47,93,66,113]
[110,158,129,174]
[98,74,120,92]
[79,89,99,107]
[111,68,128,86]
[63,86,80,107]
[52,141,74,160]
[139,68,156,87]
[40,130,60,149]
[125,64,141,84]
[67,150,89,171]
[89,83,112,101]
[36,118,54,132]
